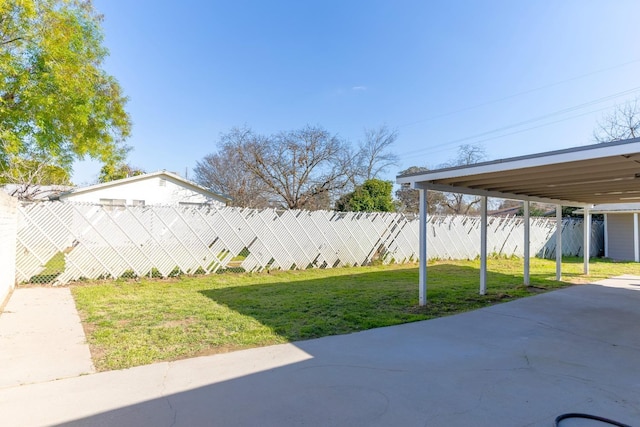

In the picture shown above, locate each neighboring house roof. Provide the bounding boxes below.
[574,203,640,214]
[53,170,231,203]
[488,206,521,216]
[488,205,557,217]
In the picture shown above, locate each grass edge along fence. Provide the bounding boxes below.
[16,202,603,285]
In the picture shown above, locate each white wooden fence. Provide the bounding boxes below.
[15,202,603,285]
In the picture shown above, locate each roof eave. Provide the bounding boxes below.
[397,138,640,183]
[61,170,231,202]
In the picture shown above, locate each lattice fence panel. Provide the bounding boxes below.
[15,202,603,285]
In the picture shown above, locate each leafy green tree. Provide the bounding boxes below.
[0,0,131,174]
[336,179,395,212]
[0,156,70,184]
[0,154,71,200]
[98,163,145,183]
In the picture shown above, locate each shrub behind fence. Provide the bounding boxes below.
[15,202,603,285]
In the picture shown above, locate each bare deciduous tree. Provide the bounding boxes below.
[354,125,399,183]
[239,126,353,210]
[193,128,272,208]
[199,126,353,210]
[197,124,401,210]
[439,144,487,214]
[594,98,640,143]
[395,166,447,214]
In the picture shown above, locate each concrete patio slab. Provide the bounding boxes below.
[0,288,95,388]
[0,279,639,426]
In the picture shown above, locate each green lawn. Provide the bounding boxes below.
[70,257,640,371]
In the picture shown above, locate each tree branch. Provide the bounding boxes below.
[1,36,23,46]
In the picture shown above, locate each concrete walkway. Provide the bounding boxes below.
[1,278,639,426]
[0,288,95,388]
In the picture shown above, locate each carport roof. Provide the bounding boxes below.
[396,137,640,207]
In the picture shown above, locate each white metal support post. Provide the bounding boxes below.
[480,196,488,295]
[418,188,428,306]
[634,213,639,262]
[556,205,562,281]
[523,201,530,286]
[583,206,591,275]
[604,213,609,258]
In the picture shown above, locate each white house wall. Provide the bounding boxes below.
[62,176,226,207]
[0,192,17,304]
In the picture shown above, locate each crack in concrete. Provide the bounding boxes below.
[160,362,178,427]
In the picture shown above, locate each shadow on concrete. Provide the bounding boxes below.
[52,278,640,426]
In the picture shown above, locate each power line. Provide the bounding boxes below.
[401,104,616,162]
[398,86,640,160]
[398,58,640,129]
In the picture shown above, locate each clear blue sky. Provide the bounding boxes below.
[73,0,640,186]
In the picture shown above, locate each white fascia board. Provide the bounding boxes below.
[64,171,164,197]
[397,139,640,184]
[397,174,423,185]
[416,182,588,207]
